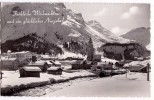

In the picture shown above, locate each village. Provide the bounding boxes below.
[0,38,151,96]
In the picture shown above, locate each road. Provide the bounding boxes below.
[44,74,150,97]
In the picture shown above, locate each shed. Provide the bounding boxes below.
[28,60,49,72]
[72,60,84,69]
[19,67,41,77]
[47,67,63,75]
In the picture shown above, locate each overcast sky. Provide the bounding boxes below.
[2,3,150,36]
[65,3,150,36]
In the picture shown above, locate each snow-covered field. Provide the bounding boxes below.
[44,72,150,97]
[1,70,94,88]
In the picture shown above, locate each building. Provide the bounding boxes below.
[28,60,49,72]
[87,38,95,61]
[7,51,33,65]
[1,58,20,70]
[83,61,93,69]
[19,67,41,77]
[47,67,63,75]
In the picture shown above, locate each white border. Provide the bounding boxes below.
[0,0,153,100]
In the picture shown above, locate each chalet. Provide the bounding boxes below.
[47,67,63,75]
[1,58,20,70]
[28,60,49,72]
[19,67,41,77]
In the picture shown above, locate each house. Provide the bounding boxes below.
[1,58,20,70]
[47,67,63,75]
[19,67,41,77]
[7,51,33,65]
[28,60,49,72]
[72,60,84,69]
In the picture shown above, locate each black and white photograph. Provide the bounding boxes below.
[0,1,152,97]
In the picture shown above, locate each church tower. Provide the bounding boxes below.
[87,38,95,61]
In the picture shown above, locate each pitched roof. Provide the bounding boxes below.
[72,60,84,64]
[50,60,61,65]
[129,65,147,71]
[2,58,18,61]
[28,60,47,66]
[21,67,41,72]
[46,61,52,65]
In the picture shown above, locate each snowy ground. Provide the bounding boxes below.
[1,70,94,88]
[44,72,150,97]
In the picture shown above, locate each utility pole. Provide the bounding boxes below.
[147,63,150,81]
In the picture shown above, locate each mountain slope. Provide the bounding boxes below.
[1,3,129,54]
[87,20,129,43]
[121,27,150,46]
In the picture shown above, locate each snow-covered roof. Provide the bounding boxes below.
[9,51,31,54]
[46,61,52,65]
[47,67,62,71]
[28,60,47,66]
[2,58,17,61]
[21,67,41,72]
[50,60,61,65]
[72,60,84,64]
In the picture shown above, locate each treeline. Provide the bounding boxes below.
[63,39,88,55]
[1,33,63,55]
[98,42,149,60]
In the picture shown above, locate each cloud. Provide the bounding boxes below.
[121,6,140,19]
[93,8,106,17]
[111,27,121,35]
[111,27,129,36]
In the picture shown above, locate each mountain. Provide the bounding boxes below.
[121,27,150,46]
[87,20,129,43]
[1,3,129,55]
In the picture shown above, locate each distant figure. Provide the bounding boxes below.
[0,72,3,79]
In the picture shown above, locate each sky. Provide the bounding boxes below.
[65,3,150,36]
[1,3,150,36]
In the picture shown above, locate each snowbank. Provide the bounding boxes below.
[1,70,96,96]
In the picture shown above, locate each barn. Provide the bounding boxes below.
[19,67,41,77]
[47,67,63,75]
[28,60,49,72]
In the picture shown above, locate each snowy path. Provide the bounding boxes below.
[44,73,150,97]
